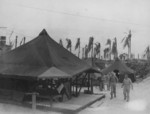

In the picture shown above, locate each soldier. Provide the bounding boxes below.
[121,74,133,102]
[109,72,118,99]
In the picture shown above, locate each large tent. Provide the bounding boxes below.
[0,29,99,102]
[0,29,94,79]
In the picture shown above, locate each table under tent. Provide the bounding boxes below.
[102,58,136,82]
[0,29,100,108]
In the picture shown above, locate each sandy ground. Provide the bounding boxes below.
[79,77,150,114]
[0,77,150,114]
[0,103,60,114]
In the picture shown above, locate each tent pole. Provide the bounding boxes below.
[88,73,90,92]
[70,78,72,98]
[76,76,78,97]
[32,93,37,110]
[91,74,93,94]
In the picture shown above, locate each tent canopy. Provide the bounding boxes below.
[102,58,134,74]
[38,67,71,79]
[0,29,93,79]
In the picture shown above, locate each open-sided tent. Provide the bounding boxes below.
[0,29,93,79]
[0,29,99,102]
[102,58,135,82]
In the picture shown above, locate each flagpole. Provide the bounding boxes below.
[24,37,26,44]
[70,47,71,52]
[78,44,80,58]
[91,39,94,66]
[82,48,84,59]
[15,36,18,48]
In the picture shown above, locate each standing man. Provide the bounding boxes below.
[109,72,118,99]
[122,74,133,102]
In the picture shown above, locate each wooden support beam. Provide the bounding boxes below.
[26,92,39,110]
[70,78,72,98]
[88,73,90,92]
[91,74,93,94]
[77,73,87,96]
[32,93,36,110]
[76,76,78,97]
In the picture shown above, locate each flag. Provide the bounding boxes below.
[23,37,26,44]
[104,47,109,59]
[87,37,94,52]
[106,39,111,45]
[95,43,101,55]
[10,41,14,49]
[94,47,97,58]
[85,45,88,58]
[75,38,80,50]
[82,47,85,58]
[20,37,24,46]
[66,38,72,49]
[111,37,118,58]
[94,42,101,57]
[59,39,63,46]
[15,36,18,48]
[128,30,132,39]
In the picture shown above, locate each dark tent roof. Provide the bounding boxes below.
[0,29,93,79]
[102,58,134,74]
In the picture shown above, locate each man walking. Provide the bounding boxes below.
[122,74,133,102]
[109,72,118,99]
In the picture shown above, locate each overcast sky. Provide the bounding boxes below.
[0,0,150,57]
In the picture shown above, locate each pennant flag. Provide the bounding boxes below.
[82,47,85,58]
[85,45,88,58]
[95,42,101,55]
[75,38,80,50]
[66,38,72,49]
[59,39,63,46]
[20,37,24,46]
[104,47,110,58]
[87,37,94,52]
[106,39,111,45]
[15,36,18,48]
[10,41,14,49]
[111,37,118,57]
[23,37,26,44]
[94,47,97,58]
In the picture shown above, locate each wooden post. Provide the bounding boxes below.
[70,78,72,98]
[78,45,80,58]
[82,48,84,59]
[76,76,78,97]
[91,74,93,94]
[110,44,111,60]
[32,93,37,110]
[88,73,90,92]
[24,92,39,110]
[15,36,18,48]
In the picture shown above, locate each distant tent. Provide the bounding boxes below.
[0,29,95,79]
[102,58,135,82]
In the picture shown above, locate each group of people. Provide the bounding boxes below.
[99,72,133,102]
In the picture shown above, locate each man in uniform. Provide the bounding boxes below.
[109,72,118,99]
[121,74,133,102]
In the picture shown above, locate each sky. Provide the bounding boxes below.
[0,0,150,58]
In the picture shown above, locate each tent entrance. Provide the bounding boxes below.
[113,70,119,80]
